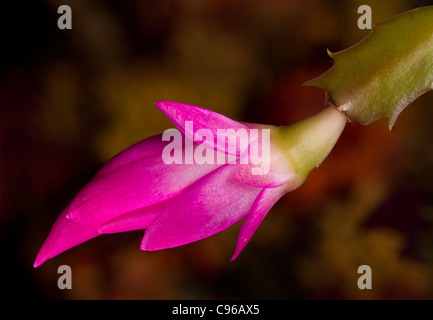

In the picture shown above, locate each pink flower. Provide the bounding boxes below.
[34,101,346,267]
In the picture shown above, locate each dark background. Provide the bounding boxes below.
[2,0,433,299]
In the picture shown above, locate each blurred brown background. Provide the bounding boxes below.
[2,0,433,299]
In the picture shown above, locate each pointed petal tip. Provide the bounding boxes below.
[154,100,175,116]
[32,239,55,269]
[154,100,184,113]
[33,211,102,268]
[231,187,285,263]
[139,240,149,252]
[154,100,168,109]
[139,235,167,252]
[230,236,248,262]
[33,257,45,268]
[33,255,50,268]
[230,249,241,262]
[139,226,189,252]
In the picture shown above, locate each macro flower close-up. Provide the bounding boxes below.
[34,101,347,267]
[3,0,433,302]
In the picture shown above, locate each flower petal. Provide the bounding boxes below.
[33,208,100,267]
[231,185,287,261]
[233,138,297,188]
[96,134,167,176]
[98,204,161,234]
[140,164,262,251]
[156,101,251,155]
[67,135,221,227]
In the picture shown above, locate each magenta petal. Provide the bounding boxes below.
[140,164,262,251]
[233,165,292,188]
[67,137,221,227]
[156,101,251,155]
[96,134,168,176]
[233,164,293,188]
[98,205,161,234]
[33,208,100,267]
[230,186,286,261]
[232,139,295,188]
